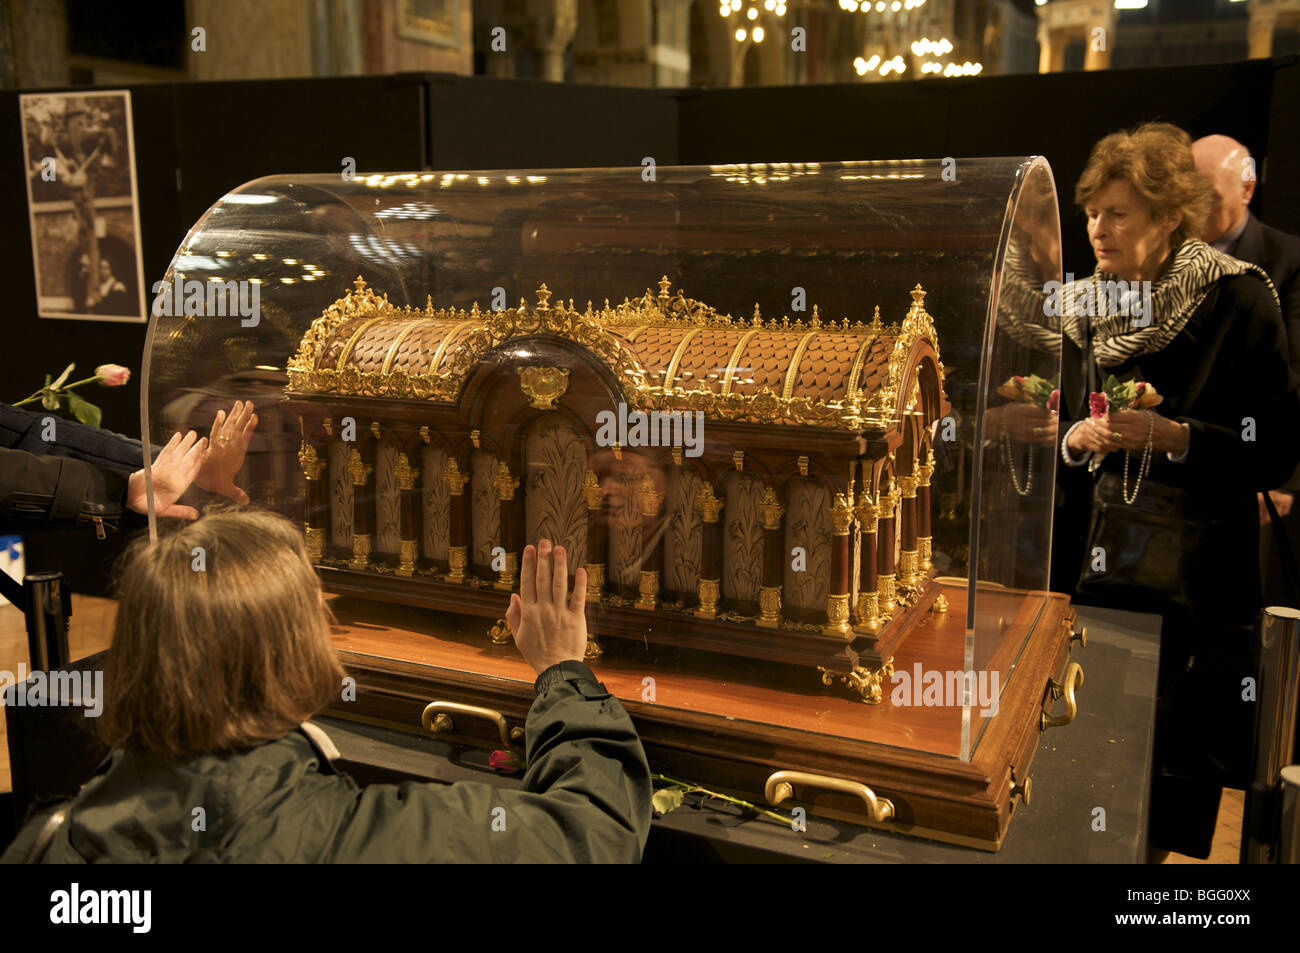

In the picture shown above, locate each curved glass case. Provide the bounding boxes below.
[143,159,1070,848]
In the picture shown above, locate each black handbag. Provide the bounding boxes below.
[1076,471,1224,610]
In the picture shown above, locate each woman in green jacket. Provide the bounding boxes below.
[2,509,652,863]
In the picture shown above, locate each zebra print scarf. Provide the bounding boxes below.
[1062,239,1277,367]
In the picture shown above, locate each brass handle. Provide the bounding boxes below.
[1009,772,1032,806]
[421,701,524,748]
[1071,625,1087,648]
[765,770,894,824]
[1040,661,1085,731]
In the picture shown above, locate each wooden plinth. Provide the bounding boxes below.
[326,583,1080,850]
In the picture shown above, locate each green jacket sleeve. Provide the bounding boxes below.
[325,661,652,863]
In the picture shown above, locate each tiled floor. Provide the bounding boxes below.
[0,595,1250,863]
[1161,787,1244,865]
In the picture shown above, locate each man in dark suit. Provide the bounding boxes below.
[1194,135,1300,696]
[1193,136,1300,369]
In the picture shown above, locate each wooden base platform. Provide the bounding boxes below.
[326,581,1082,849]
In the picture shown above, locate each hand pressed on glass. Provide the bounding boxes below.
[506,539,589,676]
[195,399,258,503]
[126,430,207,520]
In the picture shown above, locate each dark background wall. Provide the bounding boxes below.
[1,57,1296,592]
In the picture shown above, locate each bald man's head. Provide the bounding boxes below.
[1193,134,1256,244]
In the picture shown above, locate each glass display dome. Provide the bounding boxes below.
[141,157,1071,848]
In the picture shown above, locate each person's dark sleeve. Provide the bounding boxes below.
[1168,276,1300,494]
[0,447,129,532]
[1281,268,1300,374]
[326,660,652,863]
[0,402,145,473]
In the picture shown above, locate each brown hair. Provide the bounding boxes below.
[1074,122,1212,248]
[98,507,345,756]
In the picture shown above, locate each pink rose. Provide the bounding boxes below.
[1089,392,1109,419]
[95,364,130,387]
[1048,389,1060,414]
[489,749,525,773]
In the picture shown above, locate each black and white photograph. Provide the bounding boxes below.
[19,90,146,322]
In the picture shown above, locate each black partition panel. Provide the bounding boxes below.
[677,57,1297,277]
[425,73,679,169]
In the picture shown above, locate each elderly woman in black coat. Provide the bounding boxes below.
[1054,122,1299,859]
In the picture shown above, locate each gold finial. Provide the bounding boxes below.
[870,305,882,329]
[394,453,420,491]
[352,276,367,293]
[753,303,762,323]
[758,486,785,530]
[443,458,469,495]
[810,308,821,329]
[494,462,519,501]
[910,284,926,313]
[695,483,723,523]
[829,493,854,535]
[658,275,672,299]
[637,475,662,517]
[536,284,552,309]
[426,294,432,308]
[582,470,604,510]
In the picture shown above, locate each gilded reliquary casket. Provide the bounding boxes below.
[286,276,950,701]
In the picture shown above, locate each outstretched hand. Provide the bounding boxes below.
[126,430,207,519]
[195,399,258,503]
[505,539,589,676]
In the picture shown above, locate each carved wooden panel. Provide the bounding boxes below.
[664,467,702,595]
[421,445,449,561]
[471,450,501,566]
[608,459,644,588]
[722,473,762,603]
[328,439,353,548]
[784,479,831,611]
[374,441,400,555]
[524,414,588,566]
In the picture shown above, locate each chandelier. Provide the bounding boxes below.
[718,0,787,43]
